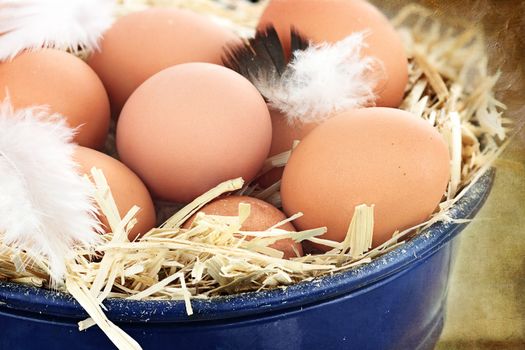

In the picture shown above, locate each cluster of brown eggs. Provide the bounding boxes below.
[0,0,450,258]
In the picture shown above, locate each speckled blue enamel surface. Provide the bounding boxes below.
[0,170,494,350]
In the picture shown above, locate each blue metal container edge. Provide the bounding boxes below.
[0,169,495,324]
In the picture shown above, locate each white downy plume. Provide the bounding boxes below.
[0,0,115,61]
[0,98,101,282]
[255,32,384,124]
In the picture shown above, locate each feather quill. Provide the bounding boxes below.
[0,0,115,62]
[223,27,383,124]
[0,98,101,282]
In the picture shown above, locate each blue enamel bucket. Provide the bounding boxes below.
[0,171,494,350]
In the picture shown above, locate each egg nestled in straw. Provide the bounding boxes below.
[89,8,240,114]
[281,108,451,250]
[183,196,303,259]
[258,108,317,187]
[223,0,411,187]
[116,62,272,203]
[0,49,110,149]
[223,18,395,187]
[73,146,156,241]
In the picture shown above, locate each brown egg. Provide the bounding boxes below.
[183,196,303,259]
[257,0,408,108]
[281,108,450,250]
[0,49,110,149]
[88,8,239,114]
[116,63,272,203]
[73,146,156,241]
[258,107,318,187]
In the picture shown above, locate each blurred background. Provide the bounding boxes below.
[370,1,525,348]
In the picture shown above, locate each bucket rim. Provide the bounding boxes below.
[0,170,494,323]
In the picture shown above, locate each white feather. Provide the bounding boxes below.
[255,32,384,124]
[0,98,101,282]
[0,0,115,62]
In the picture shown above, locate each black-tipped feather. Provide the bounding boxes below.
[290,27,309,53]
[251,27,286,76]
[222,25,309,85]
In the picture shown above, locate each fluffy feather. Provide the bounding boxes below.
[224,28,383,124]
[0,0,114,62]
[0,98,101,282]
[256,32,383,124]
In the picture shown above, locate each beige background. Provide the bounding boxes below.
[370,0,525,348]
[438,135,525,348]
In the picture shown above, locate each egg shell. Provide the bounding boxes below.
[281,108,450,249]
[116,62,272,203]
[258,107,317,187]
[257,0,408,108]
[183,196,303,259]
[0,49,110,149]
[88,8,239,114]
[73,146,156,241]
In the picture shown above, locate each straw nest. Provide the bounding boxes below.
[0,1,508,349]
